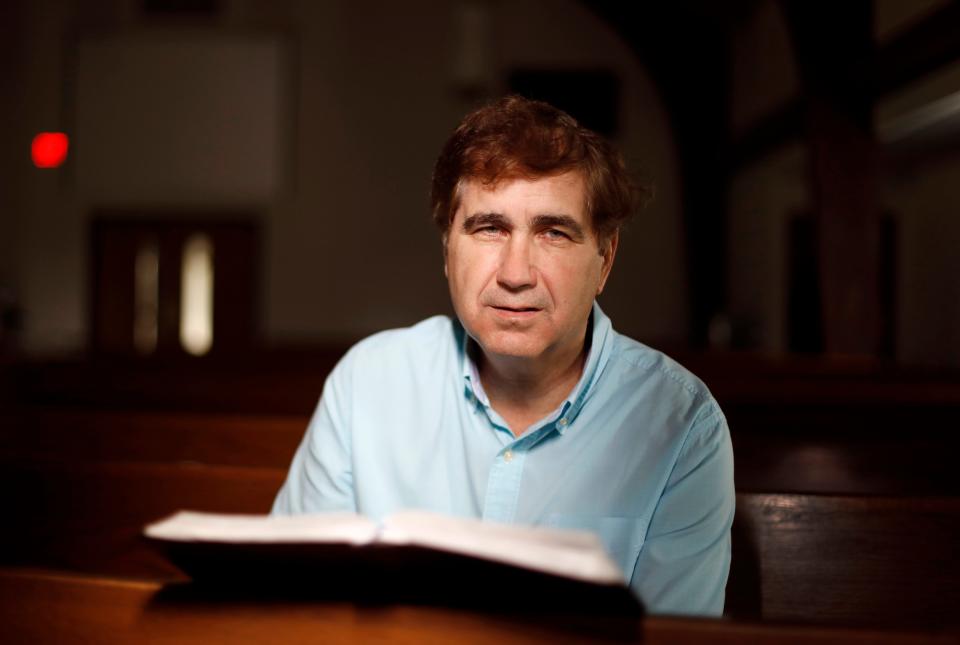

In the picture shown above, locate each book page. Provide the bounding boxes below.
[145,510,626,587]
[145,511,379,545]
[378,511,625,585]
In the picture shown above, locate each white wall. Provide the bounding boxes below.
[9,0,686,355]
[74,32,286,203]
[15,0,87,354]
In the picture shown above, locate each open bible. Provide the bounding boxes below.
[144,510,641,613]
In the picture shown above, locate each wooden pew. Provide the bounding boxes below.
[7,350,343,414]
[5,401,958,504]
[730,421,960,495]
[727,493,960,629]
[3,442,958,630]
[12,351,960,416]
[1,406,305,577]
[0,409,307,469]
[5,369,960,630]
[689,355,960,496]
[2,569,955,645]
[0,457,284,579]
[8,353,960,498]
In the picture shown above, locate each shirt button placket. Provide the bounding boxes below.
[482,447,524,523]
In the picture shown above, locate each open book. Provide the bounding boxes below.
[146,509,623,585]
[144,510,640,613]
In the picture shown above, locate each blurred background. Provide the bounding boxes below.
[2,0,959,366]
[2,0,960,630]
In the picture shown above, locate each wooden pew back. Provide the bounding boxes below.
[1,409,306,468]
[1,457,284,579]
[4,405,960,629]
[728,492,960,629]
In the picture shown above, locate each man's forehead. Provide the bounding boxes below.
[454,171,588,219]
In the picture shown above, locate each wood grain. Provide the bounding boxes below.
[1,569,954,645]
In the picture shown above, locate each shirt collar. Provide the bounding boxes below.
[458,301,614,435]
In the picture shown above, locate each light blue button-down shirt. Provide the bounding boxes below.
[273,303,735,616]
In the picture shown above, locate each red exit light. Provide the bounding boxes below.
[32,132,69,168]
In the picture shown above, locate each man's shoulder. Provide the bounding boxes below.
[339,314,460,369]
[604,330,720,417]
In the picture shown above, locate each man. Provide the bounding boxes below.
[273,96,735,616]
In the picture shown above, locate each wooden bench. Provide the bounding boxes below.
[0,457,284,579]
[3,396,960,629]
[6,401,958,499]
[3,446,957,630]
[727,493,960,629]
[3,569,953,645]
[0,409,306,469]
[8,353,960,498]
[7,351,342,414]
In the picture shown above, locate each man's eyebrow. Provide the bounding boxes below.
[532,214,586,240]
[462,212,510,231]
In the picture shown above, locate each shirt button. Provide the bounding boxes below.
[503,450,514,463]
[557,418,568,428]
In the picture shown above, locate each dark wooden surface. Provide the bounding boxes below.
[4,400,958,496]
[6,351,340,414]
[4,354,960,631]
[11,350,960,411]
[0,409,305,468]
[3,446,958,630]
[1,568,954,645]
[0,458,283,578]
[728,493,960,629]
[729,407,960,495]
[8,348,960,498]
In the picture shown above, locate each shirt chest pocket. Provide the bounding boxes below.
[545,514,648,581]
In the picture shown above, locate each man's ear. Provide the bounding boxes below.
[442,232,449,277]
[597,230,619,295]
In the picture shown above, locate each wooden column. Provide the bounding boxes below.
[785,0,881,355]
[588,2,734,347]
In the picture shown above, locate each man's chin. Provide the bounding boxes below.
[474,330,546,361]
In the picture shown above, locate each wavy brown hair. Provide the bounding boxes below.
[431,95,647,246]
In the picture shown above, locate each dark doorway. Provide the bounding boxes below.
[90,214,259,357]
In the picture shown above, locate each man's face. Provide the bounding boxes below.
[444,171,617,365]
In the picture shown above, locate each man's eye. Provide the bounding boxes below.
[544,229,570,240]
[475,226,501,235]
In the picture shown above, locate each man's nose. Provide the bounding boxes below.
[496,237,536,290]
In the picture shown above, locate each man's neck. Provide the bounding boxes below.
[476,337,588,437]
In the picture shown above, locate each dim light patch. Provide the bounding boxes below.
[32,132,69,168]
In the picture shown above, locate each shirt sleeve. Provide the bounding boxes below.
[629,402,735,616]
[271,354,357,515]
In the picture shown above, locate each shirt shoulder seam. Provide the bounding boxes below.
[606,337,711,403]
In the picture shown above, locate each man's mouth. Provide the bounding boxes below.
[489,305,542,321]
[493,306,539,312]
